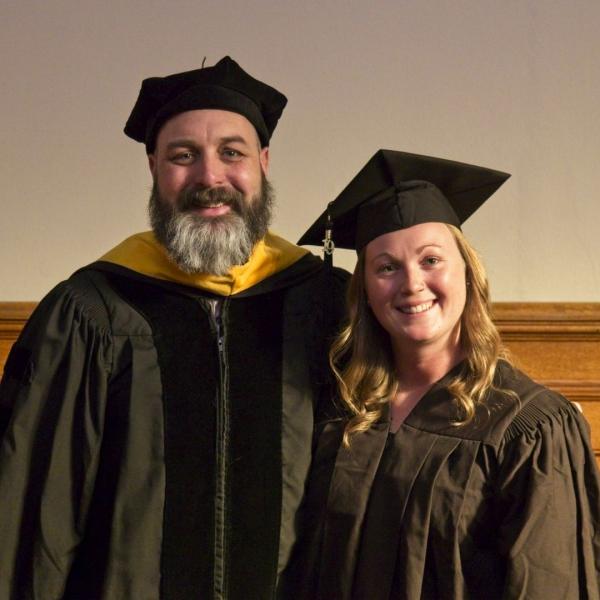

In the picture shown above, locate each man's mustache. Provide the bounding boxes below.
[177,186,244,213]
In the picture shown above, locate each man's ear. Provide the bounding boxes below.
[148,153,156,176]
[260,147,269,176]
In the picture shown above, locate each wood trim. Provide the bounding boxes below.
[0,303,36,379]
[3,301,598,324]
[2,302,599,372]
[1,301,599,381]
[492,302,600,322]
[540,381,600,402]
[492,302,600,340]
[2,301,600,467]
[491,303,600,464]
[0,302,36,334]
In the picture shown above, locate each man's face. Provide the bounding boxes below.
[147,109,273,275]
[148,109,269,211]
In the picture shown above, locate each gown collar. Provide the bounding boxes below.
[98,230,309,296]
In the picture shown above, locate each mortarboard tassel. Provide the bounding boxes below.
[322,202,335,268]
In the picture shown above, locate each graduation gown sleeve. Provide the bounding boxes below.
[495,394,600,599]
[0,280,112,598]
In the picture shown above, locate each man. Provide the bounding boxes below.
[0,57,347,599]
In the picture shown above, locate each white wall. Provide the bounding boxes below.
[1,0,599,301]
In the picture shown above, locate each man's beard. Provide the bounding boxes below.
[149,176,274,275]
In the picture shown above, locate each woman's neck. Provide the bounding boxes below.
[392,340,465,390]
[388,342,465,432]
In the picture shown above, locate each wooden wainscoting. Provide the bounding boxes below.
[1,302,599,465]
[0,302,37,378]
[493,303,600,466]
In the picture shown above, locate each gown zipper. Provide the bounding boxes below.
[208,298,229,600]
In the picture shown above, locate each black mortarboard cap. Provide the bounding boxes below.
[298,150,510,252]
[124,56,287,152]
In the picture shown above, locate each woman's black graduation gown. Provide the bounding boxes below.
[282,361,600,599]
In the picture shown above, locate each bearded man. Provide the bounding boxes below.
[0,57,347,599]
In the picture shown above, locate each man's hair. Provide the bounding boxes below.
[329,224,512,445]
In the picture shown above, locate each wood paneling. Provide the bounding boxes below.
[0,302,36,378]
[493,303,600,466]
[1,301,599,465]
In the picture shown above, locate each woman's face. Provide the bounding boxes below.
[364,222,467,355]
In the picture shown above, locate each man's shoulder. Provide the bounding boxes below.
[277,256,350,305]
[237,251,350,298]
[30,267,117,331]
[32,263,158,335]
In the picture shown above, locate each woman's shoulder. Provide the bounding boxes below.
[494,360,573,417]
[432,360,575,447]
[486,360,582,448]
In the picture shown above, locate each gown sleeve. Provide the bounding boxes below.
[496,393,600,599]
[0,280,112,598]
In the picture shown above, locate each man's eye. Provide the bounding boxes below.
[222,148,243,159]
[170,152,195,164]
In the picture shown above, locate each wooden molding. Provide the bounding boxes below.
[492,302,600,322]
[2,301,600,466]
[0,302,36,374]
[492,302,600,340]
[540,381,600,401]
[2,301,600,385]
[0,302,36,334]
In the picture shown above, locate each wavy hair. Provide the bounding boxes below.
[330,225,512,445]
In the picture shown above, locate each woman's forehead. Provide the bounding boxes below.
[366,222,455,255]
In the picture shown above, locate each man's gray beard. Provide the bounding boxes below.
[148,177,274,276]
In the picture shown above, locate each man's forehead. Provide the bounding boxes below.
[156,108,261,146]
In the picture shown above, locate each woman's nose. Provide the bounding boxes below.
[400,266,425,295]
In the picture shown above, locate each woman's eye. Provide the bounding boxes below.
[377,263,396,274]
[423,256,440,266]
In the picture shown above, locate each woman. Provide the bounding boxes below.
[284,150,600,599]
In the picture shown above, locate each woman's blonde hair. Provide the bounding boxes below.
[330,224,511,444]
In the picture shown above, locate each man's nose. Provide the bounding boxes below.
[191,154,224,187]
